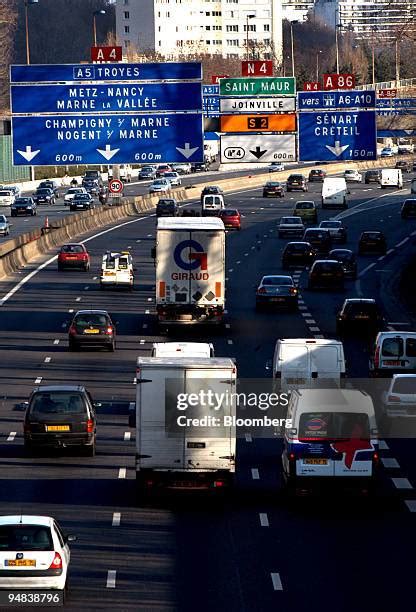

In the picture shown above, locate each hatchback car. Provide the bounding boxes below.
[149,178,171,194]
[319,220,347,243]
[282,242,316,269]
[201,185,224,200]
[0,214,10,236]
[380,147,394,157]
[38,180,59,197]
[263,181,284,198]
[308,260,344,290]
[156,164,173,177]
[268,162,285,172]
[255,275,298,311]
[0,515,75,594]
[58,243,90,271]
[64,187,88,205]
[163,171,182,186]
[219,208,241,230]
[68,310,116,352]
[302,228,332,255]
[336,298,386,336]
[32,188,55,205]
[308,168,326,182]
[278,216,304,238]
[286,174,308,192]
[395,160,411,173]
[24,385,97,455]
[11,197,37,217]
[191,161,209,172]
[358,231,387,255]
[293,201,318,224]
[365,169,381,184]
[328,249,357,280]
[401,199,416,219]
[382,374,416,419]
[156,198,179,217]
[344,169,362,183]
[69,194,94,211]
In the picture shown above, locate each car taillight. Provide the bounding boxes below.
[106,326,113,335]
[69,325,76,335]
[86,419,94,433]
[388,395,401,402]
[374,345,380,368]
[257,287,266,294]
[372,452,379,465]
[49,553,62,570]
[214,480,226,488]
[289,452,296,461]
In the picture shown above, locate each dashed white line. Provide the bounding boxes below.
[140,339,145,345]
[133,377,137,384]
[118,468,127,479]
[227,339,233,345]
[309,326,320,332]
[44,357,51,363]
[305,319,316,325]
[298,305,308,311]
[142,323,148,329]
[34,377,42,384]
[147,233,152,237]
[84,286,89,290]
[145,309,150,314]
[6,432,16,442]
[124,432,131,441]
[378,440,389,450]
[225,323,231,329]
[245,433,252,442]
[136,239,141,243]
[92,276,98,280]
[106,570,116,588]
[251,468,260,480]
[236,260,241,264]
[271,573,283,591]
[61,322,67,328]
[411,230,416,237]
[314,334,325,339]
[405,500,416,512]
[75,297,81,302]
[68,309,74,314]
[259,513,269,527]
[244,253,249,256]
[229,268,234,273]
[391,477,413,489]
[381,458,400,469]
[53,339,59,345]
[112,512,121,527]
[377,256,385,261]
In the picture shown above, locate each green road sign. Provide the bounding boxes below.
[219,77,296,96]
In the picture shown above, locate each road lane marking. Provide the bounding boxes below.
[227,339,233,345]
[299,305,308,311]
[395,237,409,247]
[84,286,89,290]
[147,297,152,301]
[378,440,389,450]
[124,432,131,441]
[68,309,74,313]
[142,323,148,329]
[259,513,269,527]
[314,334,325,339]
[118,468,126,479]
[381,458,400,468]
[145,309,150,314]
[405,500,416,512]
[140,339,145,344]
[309,326,320,332]
[271,573,283,591]
[305,319,316,324]
[34,377,42,384]
[61,322,67,328]
[225,323,231,329]
[133,377,137,384]
[386,249,394,255]
[245,433,252,442]
[112,513,121,527]
[358,262,376,278]
[53,339,59,345]
[7,432,16,442]
[391,477,413,489]
[76,297,81,302]
[106,570,116,588]
[44,357,51,363]
[251,468,260,480]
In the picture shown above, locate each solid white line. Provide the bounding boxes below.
[271,573,283,591]
[251,468,260,480]
[378,440,389,450]
[112,512,121,527]
[386,249,394,255]
[381,458,400,469]
[395,237,409,247]
[34,377,42,384]
[405,500,416,512]
[124,431,131,441]
[245,433,252,442]
[106,570,116,588]
[53,339,59,345]
[118,468,126,479]
[358,262,376,278]
[391,477,413,489]
[259,513,269,527]
[334,187,406,221]
[6,432,16,442]
[44,357,51,363]
[68,309,74,314]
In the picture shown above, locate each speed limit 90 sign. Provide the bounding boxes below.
[108,179,123,194]
[323,73,355,90]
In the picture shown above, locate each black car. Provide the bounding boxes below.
[255,275,298,311]
[401,199,416,219]
[358,231,387,255]
[69,309,116,352]
[33,188,55,205]
[308,260,344,290]
[336,298,386,336]
[70,194,94,211]
[201,185,224,201]
[82,178,100,195]
[191,162,209,172]
[156,198,179,217]
[329,249,357,280]
[302,228,332,255]
[11,197,37,217]
[263,181,285,198]
[308,169,326,182]
[395,160,412,173]
[139,166,156,180]
[286,174,308,192]
[38,180,59,196]
[364,169,381,184]
[83,170,103,186]
[23,384,97,456]
[282,242,316,269]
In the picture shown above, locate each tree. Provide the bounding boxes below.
[0,0,17,113]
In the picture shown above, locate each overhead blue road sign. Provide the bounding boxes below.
[202,85,219,96]
[298,90,376,110]
[10,62,202,83]
[298,110,377,162]
[376,98,416,108]
[377,109,416,116]
[11,82,202,114]
[378,130,416,137]
[12,113,204,166]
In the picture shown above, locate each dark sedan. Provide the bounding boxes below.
[70,194,94,211]
[282,242,316,269]
[11,197,37,217]
[33,188,55,205]
[255,275,298,311]
[336,299,386,336]
[302,228,332,255]
[329,249,357,280]
[358,231,387,255]
[263,181,284,198]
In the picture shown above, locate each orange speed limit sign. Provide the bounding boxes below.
[220,113,296,133]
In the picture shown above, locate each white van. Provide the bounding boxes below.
[281,388,379,489]
[151,342,214,358]
[201,194,225,216]
[100,251,134,289]
[369,331,416,376]
[272,338,346,390]
[321,177,348,209]
[380,168,403,189]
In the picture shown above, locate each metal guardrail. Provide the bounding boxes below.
[356,78,416,91]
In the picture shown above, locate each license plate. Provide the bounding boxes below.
[270,297,285,302]
[46,425,70,432]
[104,271,115,276]
[66,256,76,259]
[321,273,332,277]
[84,328,100,334]
[304,458,328,465]
[5,560,36,567]
[355,315,369,320]
[383,360,401,366]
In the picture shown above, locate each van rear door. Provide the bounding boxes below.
[310,344,343,385]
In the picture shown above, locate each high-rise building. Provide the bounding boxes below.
[115,0,283,62]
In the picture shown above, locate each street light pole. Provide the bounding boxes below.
[246,14,255,61]
[25,0,39,65]
[316,50,322,82]
[93,9,106,47]
[395,38,400,85]
[335,7,340,73]
[371,27,376,87]
[290,20,298,77]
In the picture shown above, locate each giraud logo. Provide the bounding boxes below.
[172,239,209,280]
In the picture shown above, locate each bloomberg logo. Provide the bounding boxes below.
[173,240,208,280]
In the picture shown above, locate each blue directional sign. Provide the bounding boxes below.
[298,90,376,110]
[377,109,416,116]
[12,113,204,166]
[376,98,416,108]
[11,82,202,114]
[202,84,219,117]
[10,62,202,83]
[298,110,377,162]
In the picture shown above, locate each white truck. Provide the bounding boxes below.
[380,168,403,189]
[321,177,348,209]
[131,356,237,492]
[155,217,226,327]
[204,139,219,164]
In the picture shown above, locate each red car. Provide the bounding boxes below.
[156,164,173,177]
[219,208,241,230]
[58,243,90,271]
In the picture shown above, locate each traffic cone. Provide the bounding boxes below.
[44,216,49,229]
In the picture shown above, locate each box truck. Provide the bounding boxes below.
[321,177,348,209]
[155,217,226,327]
[131,356,237,492]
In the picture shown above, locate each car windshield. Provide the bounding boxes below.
[15,198,31,204]
[262,277,292,286]
[68,188,83,194]
[0,191,11,196]
[321,222,340,228]
[306,230,327,238]
[287,243,308,252]
[331,251,353,262]
[75,313,108,327]
[61,245,84,254]
[392,378,416,394]
[296,202,313,209]
[315,262,339,272]
[73,195,90,201]
[221,210,238,216]
[267,182,281,187]
[289,176,303,181]
[382,338,404,358]
[30,392,86,415]
[344,303,378,316]
[298,412,370,441]
[0,526,53,552]
[363,232,382,240]
[0,215,6,222]
[158,202,175,210]
[282,218,301,224]
[36,189,51,195]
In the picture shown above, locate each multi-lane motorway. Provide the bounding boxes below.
[1,167,416,610]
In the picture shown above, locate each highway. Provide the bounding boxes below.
[1,170,416,610]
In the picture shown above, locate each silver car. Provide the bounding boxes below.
[163,172,182,186]
[0,214,10,236]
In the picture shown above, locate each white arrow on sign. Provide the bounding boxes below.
[17,145,40,162]
[176,142,199,159]
[96,144,120,161]
[325,140,349,157]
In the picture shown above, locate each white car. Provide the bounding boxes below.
[172,163,191,175]
[0,515,75,594]
[269,162,285,172]
[319,220,347,243]
[163,171,182,186]
[8,185,22,198]
[0,190,15,207]
[278,216,305,238]
[0,214,10,236]
[149,178,171,194]
[382,374,416,418]
[344,169,362,183]
[64,187,87,205]
[380,147,394,157]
